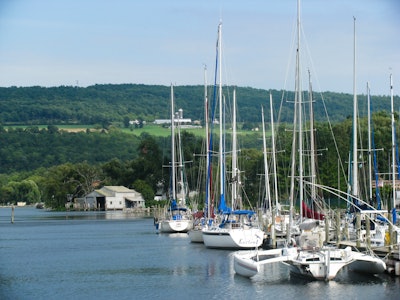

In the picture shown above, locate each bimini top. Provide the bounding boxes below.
[219,209,255,216]
[232,210,255,216]
[168,200,187,212]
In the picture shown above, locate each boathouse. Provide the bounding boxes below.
[82,186,145,210]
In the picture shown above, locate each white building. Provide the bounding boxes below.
[83,186,145,210]
[154,108,192,125]
[153,118,192,125]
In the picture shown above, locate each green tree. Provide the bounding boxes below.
[0,184,14,205]
[128,133,164,189]
[101,158,127,186]
[132,179,154,203]
[123,116,130,128]
[37,163,102,209]
[5,179,41,204]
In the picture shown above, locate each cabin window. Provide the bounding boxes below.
[306,258,320,262]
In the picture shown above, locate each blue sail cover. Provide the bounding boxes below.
[168,200,187,212]
[218,194,231,214]
[171,200,177,210]
[233,210,256,216]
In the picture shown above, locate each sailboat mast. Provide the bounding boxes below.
[171,84,176,202]
[177,112,185,206]
[204,65,211,218]
[262,105,272,212]
[232,89,238,208]
[296,0,304,222]
[390,74,395,212]
[269,92,279,212]
[352,16,359,200]
[289,0,301,240]
[309,70,316,201]
[218,22,225,205]
[367,82,373,202]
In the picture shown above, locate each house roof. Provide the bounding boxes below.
[125,196,144,202]
[96,186,137,196]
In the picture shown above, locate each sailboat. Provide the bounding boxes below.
[155,84,193,233]
[201,22,264,249]
[234,0,385,280]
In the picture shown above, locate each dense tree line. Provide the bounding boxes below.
[0,127,204,209]
[0,82,398,210]
[0,126,142,173]
[0,84,398,126]
[0,110,398,210]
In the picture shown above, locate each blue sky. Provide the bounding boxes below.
[0,0,399,95]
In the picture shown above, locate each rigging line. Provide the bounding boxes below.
[299,22,324,97]
[297,14,349,189]
[369,92,382,209]
[319,93,348,184]
[282,8,298,95]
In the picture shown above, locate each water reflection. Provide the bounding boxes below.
[0,206,150,223]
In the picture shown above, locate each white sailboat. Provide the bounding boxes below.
[156,84,193,233]
[202,22,264,249]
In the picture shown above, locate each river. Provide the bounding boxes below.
[0,207,399,299]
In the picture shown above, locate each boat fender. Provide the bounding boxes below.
[291,238,297,247]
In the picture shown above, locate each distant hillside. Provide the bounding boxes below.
[0,84,397,126]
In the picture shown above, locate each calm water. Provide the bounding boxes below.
[1,207,399,300]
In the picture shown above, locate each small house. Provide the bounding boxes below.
[83,186,145,210]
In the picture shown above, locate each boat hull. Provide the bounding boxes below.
[188,227,204,243]
[286,260,348,281]
[202,227,264,249]
[233,248,288,277]
[284,247,353,281]
[158,219,192,233]
[348,252,386,274]
[233,251,260,277]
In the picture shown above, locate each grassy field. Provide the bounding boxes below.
[4,124,204,136]
[4,124,265,138]
[4,124,95,131]
[107,125,263,138]
[120,125,206,137]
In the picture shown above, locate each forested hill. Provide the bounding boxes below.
[0,84,397,125]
